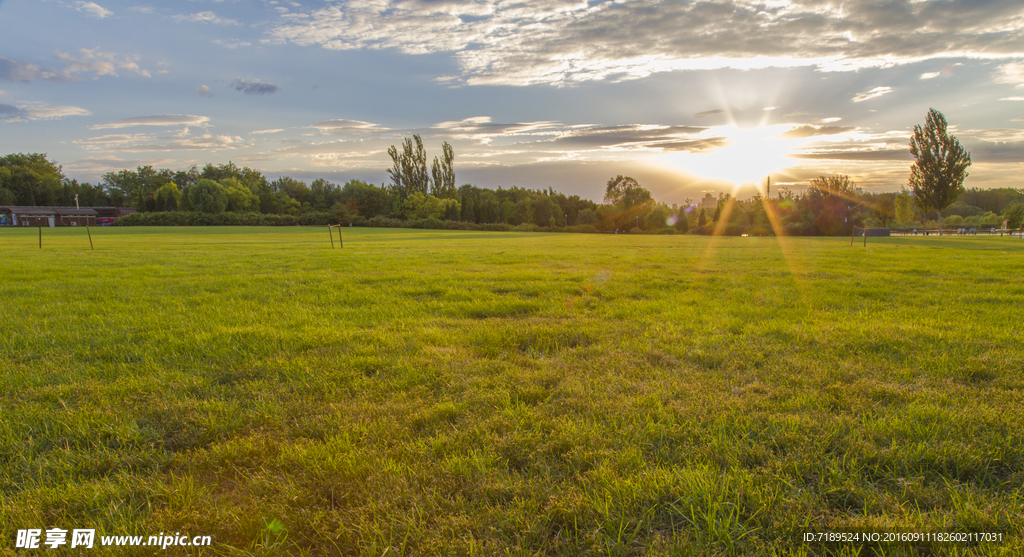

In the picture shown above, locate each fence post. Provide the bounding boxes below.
[850,226,856,246]
[39,226,42,249]
[87,225,94,250]
[328,225,334,249]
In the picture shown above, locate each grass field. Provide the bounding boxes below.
[1,226,1023,556]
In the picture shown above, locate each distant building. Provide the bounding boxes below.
[701,193,717,210]
[0,206,134,227]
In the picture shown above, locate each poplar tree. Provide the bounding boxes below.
[908,108,971,235]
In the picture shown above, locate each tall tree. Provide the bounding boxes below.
[894,187,915,224]
[430,141,456,198]
[908,108,972,235]
[387,135,429,200]
[604,175,651,208]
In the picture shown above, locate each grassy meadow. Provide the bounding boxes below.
[1,226,1023,556]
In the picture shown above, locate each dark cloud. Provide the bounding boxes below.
[232,78,279,95]
[791,149,913,161]
[964,141,1024,163]
[269,0,1024,85]
[542,125,711,150]
[0,103,29,121]
[695,110,726,118]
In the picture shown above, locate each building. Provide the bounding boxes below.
[0,206,134,227]
[700,193,717,210]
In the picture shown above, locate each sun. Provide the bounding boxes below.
[657,124,805,193]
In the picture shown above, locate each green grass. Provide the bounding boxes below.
[1,226,1023,556]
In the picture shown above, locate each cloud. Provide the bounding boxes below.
[197,84,213,97]
[91,114,210,129]
[0,102,91,122]
[695,110,726,118]
[310,119,388,135]
[780,125,856,139]
[1000,97,1024,101]
[920,71,941,79]
[75,131,252,152]
[74,1,112,19]
[995,62,1024,87]
[252,128,285,135]
[232,78,278,95]
[852,87,893,103]
[0,57,72,82]
[174,11,240,25]
[213,39,252,49]
[790,148,913,161]
[54,49,152,78]
[540,124,713,152]
[267,0,1024,86]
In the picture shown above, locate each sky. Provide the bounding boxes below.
[1,0,1023,204]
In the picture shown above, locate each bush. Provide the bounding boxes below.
[566,224,599,234]
[629,227,643,234]
[114,211,335,226]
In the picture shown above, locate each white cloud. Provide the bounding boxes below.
[213,40,252,49]
[309,119,388,135]
[995,62,1024,87]
[0,102,91,122]
[1000,96,1024,101]
[74,1,113,19]
[252,129,285,135]
[267,0,1024,86]
[197,85,213,96]
[920,71,941,79]
[91,114,210,129]
[55,49,152,78]
[851,87,893,103]
[173,11,240,25]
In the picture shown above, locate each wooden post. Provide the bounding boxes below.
[39,226,42,249]
[87,225,94,250]
[863,227,868,247]
[328,225,334,248]
[850,226,856,246]
[337,226,343,248]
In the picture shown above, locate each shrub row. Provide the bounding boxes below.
[113,211,693,234]
[114,211,337,227]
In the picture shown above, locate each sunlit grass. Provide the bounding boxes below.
[1,226,1022,555]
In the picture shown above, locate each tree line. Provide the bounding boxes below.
[2,111,1021,232]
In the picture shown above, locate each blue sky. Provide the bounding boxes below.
[2,0,1022,203]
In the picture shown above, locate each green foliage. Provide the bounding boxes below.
[604,175,652,208]
[430,141,456,199]
[154,183,182,212]
[188,179,228,214]
[220,177,259,213]
[675,206,689,233]
[387,134,429,199]
[1005,203,1024,229]
[909,108,972,231]
[0,152,65,206]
